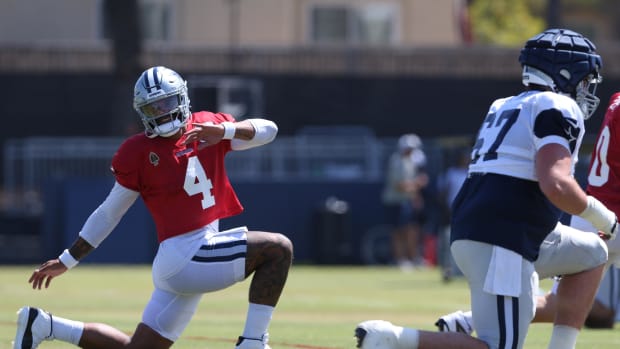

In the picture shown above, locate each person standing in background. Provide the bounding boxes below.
[381,134,429,271]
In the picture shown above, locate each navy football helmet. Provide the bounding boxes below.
[519,28,603,119]
[133,66,191,137]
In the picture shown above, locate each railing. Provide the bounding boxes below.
[3,137,124,215]
[5,129,436,215]
[6,44,620,77]
[0,45,535,77]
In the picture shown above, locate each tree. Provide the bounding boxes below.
[468,0,545,46]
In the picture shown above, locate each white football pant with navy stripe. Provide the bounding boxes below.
[142,225,248,341]
[452,240,536,349]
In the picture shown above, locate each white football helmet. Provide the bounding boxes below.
[133,66,191,137]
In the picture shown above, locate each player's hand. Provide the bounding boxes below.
[28,259,68,290]
[181,122,225,145]
[598,217,618,241]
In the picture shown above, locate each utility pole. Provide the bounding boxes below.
[104,0,143,135]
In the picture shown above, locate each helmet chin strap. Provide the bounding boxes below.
[155,119,183,137]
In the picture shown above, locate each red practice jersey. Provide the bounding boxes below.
[587,92,620,216]
[111,111,243,242]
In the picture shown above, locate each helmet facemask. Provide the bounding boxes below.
[575,73,601,120]
[139,93,190,137]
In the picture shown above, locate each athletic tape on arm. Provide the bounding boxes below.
[230,118,278,151]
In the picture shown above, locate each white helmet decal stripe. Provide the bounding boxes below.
[145,67,161,93]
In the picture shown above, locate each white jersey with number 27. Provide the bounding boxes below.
[469,90,585,181]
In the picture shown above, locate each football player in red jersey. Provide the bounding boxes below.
[580,92,620,327]
[13,66,293,349]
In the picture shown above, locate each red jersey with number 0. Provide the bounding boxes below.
[586,92,620,216]
[111,111,243,242]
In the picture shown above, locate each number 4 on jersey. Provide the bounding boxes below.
[184,156,215,209]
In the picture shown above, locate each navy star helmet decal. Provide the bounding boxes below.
[534,108,581,153]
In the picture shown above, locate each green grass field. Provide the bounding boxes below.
[1,265,619,348]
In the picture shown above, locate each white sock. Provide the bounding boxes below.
[50,314,84,345]
[547,325,579,349]
[397,326,420,349]
[242,303,274,339]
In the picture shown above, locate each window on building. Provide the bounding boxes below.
[139,0,170,41]
[311,6,351,44]
[309,3,399,45]
[356,4,396,44]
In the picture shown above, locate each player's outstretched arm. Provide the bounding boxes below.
[29,236,95,290]
[28,182,139,290]
[181,119,277,150]
[230,118,278,150]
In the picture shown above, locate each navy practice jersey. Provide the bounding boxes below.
[451,90,585,261]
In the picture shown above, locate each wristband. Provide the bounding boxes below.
[578,196,615,234]
[221,122,236,140]
[58,249,79,269]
